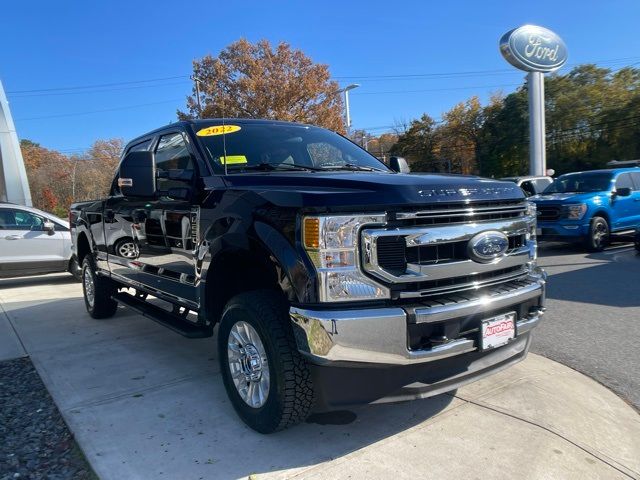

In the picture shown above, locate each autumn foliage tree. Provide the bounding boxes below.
[20,138,123,216]
[179,39,345,132]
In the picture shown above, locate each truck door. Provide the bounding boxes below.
[611,173,636,230]
[145,131,199,306]
[106,132,199,308]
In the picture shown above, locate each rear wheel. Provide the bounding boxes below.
[585,216,609,252]
[218,290,315,433]
[82,256,118,319]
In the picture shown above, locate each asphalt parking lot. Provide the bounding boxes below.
[533,240,640,410]
[1,244,639,479]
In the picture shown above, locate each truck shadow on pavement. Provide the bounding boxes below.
[2,292,458,479]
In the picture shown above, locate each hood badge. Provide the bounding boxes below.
[417,186,515,198]
[468,231,510,263]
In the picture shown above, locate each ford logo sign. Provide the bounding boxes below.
[468,231,509,263]
[500,25,568,73]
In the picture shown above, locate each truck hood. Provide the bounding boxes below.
[210,172,524,209]
[531,191,609,204]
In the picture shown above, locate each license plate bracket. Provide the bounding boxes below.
[481,312,516,351]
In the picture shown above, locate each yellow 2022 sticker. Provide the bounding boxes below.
[196,125,241,136]
[221,155,247,165]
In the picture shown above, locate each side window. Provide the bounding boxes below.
[0,209,44,231]
[615,173,634,191]
[519,181,535,197]
[155,132,194,191]
[630,172,640,190]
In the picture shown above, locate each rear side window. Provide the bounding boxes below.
[615,173,634,190]
[630,172,640,189]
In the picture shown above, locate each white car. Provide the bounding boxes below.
[500,175,553,197]
[0,202,80,279]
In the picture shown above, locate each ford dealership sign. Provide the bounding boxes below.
[500,25,568,72]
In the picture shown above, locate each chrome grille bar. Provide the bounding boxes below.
[396,203,526,220]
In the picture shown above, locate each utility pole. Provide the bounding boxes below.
[190,74,203,118]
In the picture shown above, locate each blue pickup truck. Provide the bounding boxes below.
[532,168,640,251]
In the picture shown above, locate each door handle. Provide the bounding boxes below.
[5,235,22,240]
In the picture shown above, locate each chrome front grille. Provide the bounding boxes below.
[361,201,535,296]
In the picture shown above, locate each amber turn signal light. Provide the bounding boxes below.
[303,217,320,249]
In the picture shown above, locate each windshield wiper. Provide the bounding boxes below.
[233,162,322,172]
[320,163,384,172]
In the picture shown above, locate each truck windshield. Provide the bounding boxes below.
[195,123,390,174]
[542,172,613,194]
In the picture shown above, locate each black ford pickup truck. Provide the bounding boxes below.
[70,119,546,433]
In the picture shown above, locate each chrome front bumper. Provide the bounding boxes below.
[291,272,546,366]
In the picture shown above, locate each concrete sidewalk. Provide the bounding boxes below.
[1,274,639,480]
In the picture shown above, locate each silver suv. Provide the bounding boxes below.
[0,202,79,279]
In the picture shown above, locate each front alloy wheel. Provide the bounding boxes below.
[227,321,270,408]
[218,290,315,433]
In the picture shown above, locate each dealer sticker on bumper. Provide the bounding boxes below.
[481,312,516,350]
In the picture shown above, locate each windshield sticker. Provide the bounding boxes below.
[221,155,247,165]
[196,125,241,136]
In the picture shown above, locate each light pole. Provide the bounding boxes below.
[190,74,204,118]
[336,83,359,137]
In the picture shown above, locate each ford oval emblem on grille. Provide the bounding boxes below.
[468,231,509,263]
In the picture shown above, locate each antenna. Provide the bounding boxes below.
[221,93,228,176]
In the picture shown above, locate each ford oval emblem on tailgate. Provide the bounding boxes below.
[468,231,509,263]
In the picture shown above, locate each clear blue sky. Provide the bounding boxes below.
[3,0,640,153]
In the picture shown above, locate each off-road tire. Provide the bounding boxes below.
[81,256,118,319]
[584,216,609,252]
[218,290,315,433]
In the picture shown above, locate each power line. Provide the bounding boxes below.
[9,55,640,96]
[355,83,521,96]
[10,80,191,99]
[15,98,184,121]
[333,56,640,81]
[7,75,189,94]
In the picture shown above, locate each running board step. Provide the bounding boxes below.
[113,292,213,338]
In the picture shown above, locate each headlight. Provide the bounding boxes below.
[526,201,537,218]
[303,214,389,302]
[563,204,587,220]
